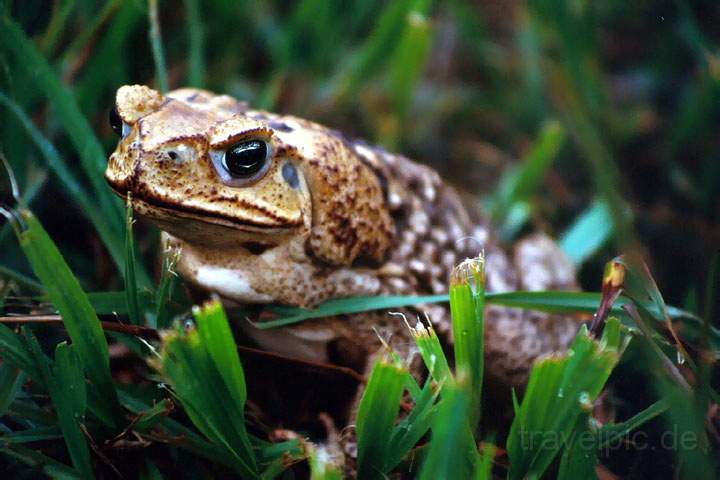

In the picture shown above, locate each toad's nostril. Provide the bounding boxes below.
[241,241,272,255]
[168,151,178,161]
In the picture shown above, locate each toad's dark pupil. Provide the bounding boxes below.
[223,140,267,177]
[109,107,123,137]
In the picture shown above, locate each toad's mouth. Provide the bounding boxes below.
[108,183,297,234]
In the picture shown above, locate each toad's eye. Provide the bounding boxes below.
[223,140,269,177]
[109,107,123,137]
[210,139,273,186]
[109,107,131,138]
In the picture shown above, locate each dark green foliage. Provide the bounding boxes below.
[0,1,717,478]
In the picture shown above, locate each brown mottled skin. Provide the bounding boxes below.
[106,85,581,387]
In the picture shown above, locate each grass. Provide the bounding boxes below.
[0,0,718,478]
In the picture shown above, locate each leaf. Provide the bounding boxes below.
[418,379,477,480]
[559,199,613,265]
[506,320,626,479]
[383,377,439,472]
[154,246,180,329]
[256,294,449,328]
[557,414,598,480]
[254,290,698,330]
[0,443,79,479]
[132,399,173,433]
[119,389,239,468]
[450,256,486,431]
[183,0,205,87]
[0,323,41,382]
[158,300,259,478]
[16,211,121,426]
[389,2,434,117]
[26,336,93,480]
[0,14,124,234]
[0,362,24,417]
[408,319,452,385]
[53,343,87,423]
[309,446,343,480]
[1,425,63,443]
[148,0,169,92]
[124,200,142,325]
[356,354,407,479]
[598,397,669,449]
[487,120,566,236]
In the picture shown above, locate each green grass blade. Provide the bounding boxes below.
[418,379,476,480]
[309,447,343,480]
[54,343,87,423]
[184,0,205,87]
[475,442,496,480]
[0,264,43,291]
[450,256,485,431]
[124,200,142,325]
[154,246,180,329]
[16,211,122,426]
[0,362,24,417]
[0,443,79,479]
[0,323,43,383]
[383,377,439,472]
[40,0,76,55]
[389,4,434,117]
[408,318,452,385]
[356,354,406,479]
[557,413,597,480]
[132,399,173,433]
[119,390,240,468]
[256,290,701,339]
[7,399,58,426]
[559,198,613,265]
[158,300,259,477]
[1,426,63,443]
[598,397,670,449]
[0,15,123,224]
[258,294,449,328]
[59,0,122,68]
[507,320,625,479]
[0,92,129,278]
[330,0,414,98]
[52,343,92,480]
[487,120,565,231]
[148,0,169,93]
[194,300,249,417]
[26,335,93,480]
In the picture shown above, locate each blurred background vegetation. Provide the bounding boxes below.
[0,0,719,477]
[1,0,718,312]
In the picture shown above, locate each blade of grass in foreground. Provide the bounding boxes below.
[0,362,23,417]
[450,255,485,431]
[256,291,698,328]
[309,447,343,480]
[26,335,92,480]
[507,318,627,479]
[158,299,259,478]
[0,443,79,479]
[356,353,406,480]
[418,378,477,480]
[15,210,122,427]
[124,199,141,325]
